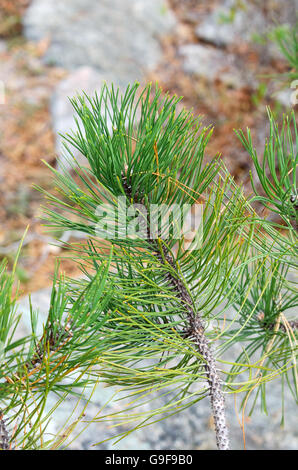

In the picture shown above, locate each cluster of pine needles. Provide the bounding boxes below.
[0,83,297,449]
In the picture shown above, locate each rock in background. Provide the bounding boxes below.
[24,0,176,169]
[179,43,256,89]
[24,0,175,79]
[195,0,296,61]
[176,0,297,106]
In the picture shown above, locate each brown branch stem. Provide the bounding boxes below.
[156,245,230,450]
[122,175,230,450]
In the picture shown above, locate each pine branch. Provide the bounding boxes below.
[35,83,297,449]
[25,319,73,369]
[0,250,113,449]
[122,174,229,449]
[0,411,11,451]
[236,109,298,233]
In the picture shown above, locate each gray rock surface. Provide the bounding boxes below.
[274,88,295,108]
[196,0,265,48]
[24,0,175,82]
[195,0,296,61]
[24,0,175,170]
[18,288,298,450]
[179,43,255,89]
[0,40,7,54]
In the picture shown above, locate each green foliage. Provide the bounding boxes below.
[2,83,297,449]
[270,23,298,81]
[0,239,113,449]
[36,83,297,445]
[236,109,298,230]
[251,82,267,108]
[218,0,246,25]
[259,22,298,109]
[223,255,298,411]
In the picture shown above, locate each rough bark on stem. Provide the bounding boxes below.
[188,321,230,450]
[122,176,230,450]
[259,318,298,333]
[0,411,10,450]
[157,248,230,450]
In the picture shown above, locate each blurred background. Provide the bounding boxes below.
[0,0,297,449]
